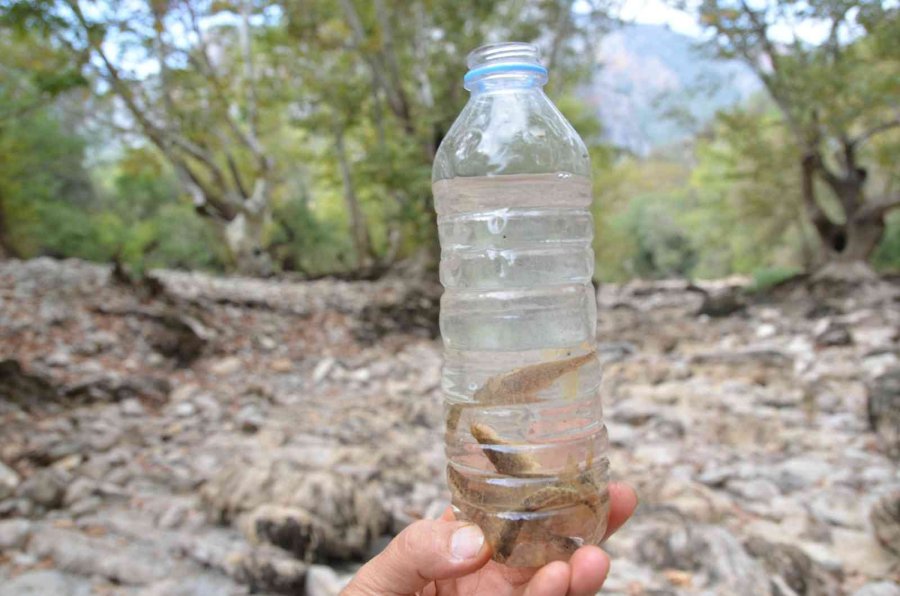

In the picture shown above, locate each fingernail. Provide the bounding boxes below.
[450,524,484,561]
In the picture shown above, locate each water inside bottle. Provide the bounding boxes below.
[435,172,610,567]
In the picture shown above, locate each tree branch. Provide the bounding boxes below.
[860,195,900,220]
[339,0,414,133]
[851,117,900,148]
[801,152,842,242]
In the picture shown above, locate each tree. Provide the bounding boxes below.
[281,0,612,269]
[4,0,280,273]
[2,0,613,276]
[689,101,815,275]
[696,0,900,268]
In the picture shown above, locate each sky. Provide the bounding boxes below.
[611,0,893,45]
[616,0,704,37]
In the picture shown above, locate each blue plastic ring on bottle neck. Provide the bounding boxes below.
[463,63,548,85]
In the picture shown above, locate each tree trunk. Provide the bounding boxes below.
[0,193,21,259]
[828,210,886,263]
[334,124,373,269]
[224,208,272,276]
[801,152,890,268]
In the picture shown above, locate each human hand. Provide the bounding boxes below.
[342,482,637,596]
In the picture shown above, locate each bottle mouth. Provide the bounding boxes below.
[464,42,548,87]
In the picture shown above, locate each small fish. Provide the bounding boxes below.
[446,351,596,433]
[470,422,541,476]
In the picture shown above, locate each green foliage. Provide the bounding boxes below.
[687,101,810,276]
[696,0,900,263]
[2,0,896,282]
[872,211,900,273]
[94,148,228,274]
[0,102,95,257]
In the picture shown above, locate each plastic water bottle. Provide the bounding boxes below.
[433,42,609,567]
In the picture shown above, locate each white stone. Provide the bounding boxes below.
[306,565,352,596]
[0,461,20,500]
[313,358,336,384]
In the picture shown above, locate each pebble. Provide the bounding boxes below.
[0,461,20,500]
[0,570,91,596]
[0,518,31,549]
[120,398,145,416]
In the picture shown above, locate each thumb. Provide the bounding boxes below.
[343,520,491,595]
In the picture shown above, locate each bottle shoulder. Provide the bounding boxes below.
[433,90,591,183]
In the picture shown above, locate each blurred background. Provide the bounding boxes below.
[0,1,898,595]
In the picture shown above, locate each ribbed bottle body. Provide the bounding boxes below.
[435,173,609,567]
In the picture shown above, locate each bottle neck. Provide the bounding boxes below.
[464,70,547,94]
[463,42,548,94]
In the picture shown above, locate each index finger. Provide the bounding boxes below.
[603,482,637,541]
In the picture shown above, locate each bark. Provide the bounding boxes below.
[339,0,414,135]
[334,123,373,268]
[801,150,894,265]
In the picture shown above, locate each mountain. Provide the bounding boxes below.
[583,23,760,154]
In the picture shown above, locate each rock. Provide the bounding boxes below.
[174,401,197,417]
[867,368,900,457]
[313,358,336,384]
[241,505,323,559]
[0,570,91,596]
[171,383,200,402]
[270,358,293,373]
[814,319,853,347]
[636,521,771,595]
[870,490,900,557]
[744,535,842,595]
[193,392,223,419]
[0,359,58,408]
[234,547,308,594]
[306,564,352,596]
[203,464,389,561]
[697,288,746,317]
[0,461,20,500]
[810,488,865,529]
[611,400,657,426]
[644,477,734,523]
[775,457,832,492]
[157,503,189,529]
[257,335,277,351]
[596,341,637,364]
[17,468,65,509]
[236,405,264,433]
[120,397,145,416]
[854,582,900,596]
[757,323,778,338]
[727,478,782,502]
[45,349,72,367]
[136,574,248,596]
[829,527,898,578]
[210,356,243,376]
[146,311,211,365]
[28,526,171,585]
[0,518,31,549]
[64,373,170,404]
[76,330,117,356]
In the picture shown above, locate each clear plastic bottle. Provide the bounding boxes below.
[433,42,609,567]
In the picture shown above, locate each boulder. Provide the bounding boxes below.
[636,520,771,595]
[870,490,900,557]
[17,468,66,509]
[744,535,842,595]
[867,368,900,457]
[203,463,389,561]
[0,570,91,596]
[0,461,20,500]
